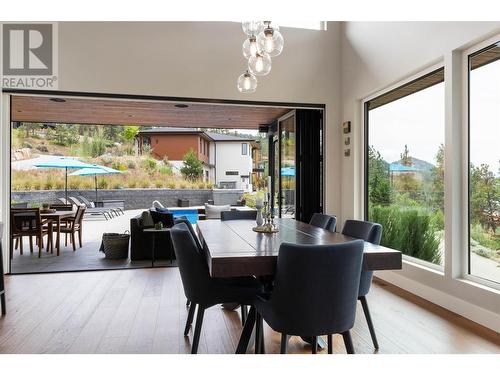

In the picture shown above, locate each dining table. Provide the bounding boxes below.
[196,218,403,354]
[41,210,77,256]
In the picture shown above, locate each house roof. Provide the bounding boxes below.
[137,127,254,142]
[204,132,255,142]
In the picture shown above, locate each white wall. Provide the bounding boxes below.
[340,21,500,331]
[214,142,253,191]
[36,21,341,211]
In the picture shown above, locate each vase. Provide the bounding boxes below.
[256,207,264,226]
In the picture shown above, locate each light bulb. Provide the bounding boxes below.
[242,21,264,36]
[257,23,284,57]
[242,36,260,59]
[237,71,257,93]
[248,52,271,76]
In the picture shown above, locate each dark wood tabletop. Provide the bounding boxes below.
[197,218,402,278]
[40,210,77,219]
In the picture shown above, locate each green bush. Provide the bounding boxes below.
[159,165,172,175]
[142,158,157,172]
[370,205,441,265]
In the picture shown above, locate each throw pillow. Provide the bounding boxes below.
[141,210,154,228]
[205,203,231,219]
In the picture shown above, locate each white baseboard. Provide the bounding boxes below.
[376,271,500,333]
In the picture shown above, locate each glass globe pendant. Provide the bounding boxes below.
[248,52,272,76]
[242,21,264,36]
[237,70,257,93]
[242,36,260,59]
[257,22,284,57]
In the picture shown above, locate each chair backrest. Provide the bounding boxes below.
[68,196,84,207]
[50,203,73,211]
[11,202,28,209]
[264,241,364,337]
[309,213,337,232]
[341,220,382,245]
[173,217,202,251]
[170,223,213,303]
[74,205,86,226]
[77,196,94,207]
[10,208,42,234]
[220,210,257,221]
[341,219,382,297]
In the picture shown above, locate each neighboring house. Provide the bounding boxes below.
[136,127,254,191]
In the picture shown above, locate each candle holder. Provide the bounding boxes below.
[253,200,279,233]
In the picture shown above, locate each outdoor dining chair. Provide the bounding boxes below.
[10,208,53,258]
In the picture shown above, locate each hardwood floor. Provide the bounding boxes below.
[0,268,498,354]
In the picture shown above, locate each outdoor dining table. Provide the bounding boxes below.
[196,218,403,354]
[41,210,77,256]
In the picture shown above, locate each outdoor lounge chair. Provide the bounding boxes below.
[66,197,113,220]
[78,195,124,215]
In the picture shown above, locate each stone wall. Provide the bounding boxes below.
[11,188,245,210]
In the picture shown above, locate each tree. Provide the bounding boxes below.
[123,126,140,142]
[470,163,500,233]
[394,145,421,194]
[103,125,124,142]
[431,144,445,211]
[47,124,79,146]
[400,144,412,166]
[180,149,203,181]
[368,146,391,205]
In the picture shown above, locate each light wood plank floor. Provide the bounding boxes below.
[0,268,498,354]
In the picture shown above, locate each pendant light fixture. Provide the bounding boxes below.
[237,70,258,93]
[242,35,259,59]
[248,51,272,76]
[242,21,264,37]
[257,21,284,57]
[237,21,284,93]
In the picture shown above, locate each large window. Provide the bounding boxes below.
[468,41,500,284]
[365,68,445,267]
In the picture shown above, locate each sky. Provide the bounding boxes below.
[369,59,499,173]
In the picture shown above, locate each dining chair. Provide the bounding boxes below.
[254,240,364,354]
[170,222,264,354]
[220,209,258,324]
[309,213,337,232]
[10,208,53,258]
[341,219,383,350]
[49,203,74,211]
[60,205,86,251]
[220,210,257,221]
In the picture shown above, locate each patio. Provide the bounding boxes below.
[10,209,175,274]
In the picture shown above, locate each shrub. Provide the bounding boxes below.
[154,180,164,188]
[90,137,107,157]
[112,161,128,171]
[142,158,157,172]
[36,145,49,153]
[98,179,109,189]
[370,205,441,265]
[127,160,136,169]
[159,165,173,176]
[140,179,150,188]
[167,181,176,189]
[128,180,137,188]
[180,149,203,181]
[179,182,187,189]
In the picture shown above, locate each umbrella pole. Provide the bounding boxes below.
[95,174,98,202]
[65,167,68,204]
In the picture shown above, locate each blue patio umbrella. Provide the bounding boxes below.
[69,165,123,202]
[281,167,296,177]
[34,157,95,203]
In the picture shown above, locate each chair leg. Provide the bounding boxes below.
[1,294,5,315]
[342,331,355,354]
[65,233,68,246]
[71,232,76,251]
[78,229,83,248]
[235,306,256,354]
[359,296,379,350]
[10,237,14,259]
[280,333,288,354]
[29,236,33,253]
[311,336,318,354]
[19,237,23,255]
[241,305,248,326]
[184,303,196,336]
[328,334,333,354]
[191,306,205,354]
[255,312,262,354]
[38,235,42,258]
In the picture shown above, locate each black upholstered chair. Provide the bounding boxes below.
[220,210,257,221]
[220,209,258,324]
[170,222,264,354]
[309,213,337,232]
[342,219,383,350]
[254,240,364,354]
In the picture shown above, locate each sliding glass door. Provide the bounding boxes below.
[279,112,296,218]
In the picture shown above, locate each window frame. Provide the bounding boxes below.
[362,62,446,272]
[242,142,248,155]
[462,34,500,289]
